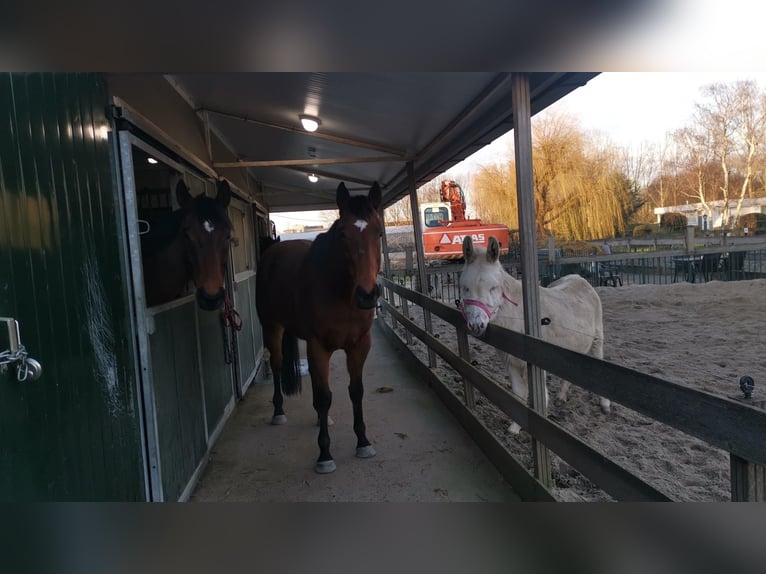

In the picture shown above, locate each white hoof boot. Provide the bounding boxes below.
[600,399,611,414]
[508,422,521,435]
[356,445,376,458]
[271,414,287,425]
[315,459,336,474]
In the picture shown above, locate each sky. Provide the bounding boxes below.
[271,72,766,233]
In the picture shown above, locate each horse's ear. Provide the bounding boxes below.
[368,181,382,211]
[176,180,192,209]
[216,179,231,208]
[336,182,350,214]
[487,236,500,263]
[462,236,475,263]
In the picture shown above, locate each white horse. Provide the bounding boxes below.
[459,236,609,434]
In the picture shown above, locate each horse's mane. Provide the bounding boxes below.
[188,195,230,226]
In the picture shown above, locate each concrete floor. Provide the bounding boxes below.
[190,319,519,502]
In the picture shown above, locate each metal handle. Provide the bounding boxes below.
[0,317,43,382]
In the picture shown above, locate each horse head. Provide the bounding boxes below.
[177,179,233,311]
[335,181,383,309]
[460,235,507,336]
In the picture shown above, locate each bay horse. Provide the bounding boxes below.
[459,235,609,434]
[256,182,382,473]
[141,179,232,310]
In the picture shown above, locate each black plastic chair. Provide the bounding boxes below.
[698,253,721,282]
[722,251,746,281]
[672,257,696,283]
[598,263,622,287]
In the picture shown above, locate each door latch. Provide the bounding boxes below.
[0,317,43,382]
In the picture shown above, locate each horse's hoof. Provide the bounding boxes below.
[356,445,376,458]
[508,422,521,435]
[600,402,611,414]
[315,460,336,474]
[271,414,287,425]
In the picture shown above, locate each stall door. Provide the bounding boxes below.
[229,197,262,397]
[0,73,146,500]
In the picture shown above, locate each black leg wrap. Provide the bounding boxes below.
[314,389,333,462]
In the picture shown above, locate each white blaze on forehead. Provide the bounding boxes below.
[354,219,368,232]
[203,220,215,233]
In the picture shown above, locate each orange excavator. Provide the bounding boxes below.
[421,180,510,261]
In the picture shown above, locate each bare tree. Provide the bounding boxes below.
[384,196,412,225]
[683,81,766,228]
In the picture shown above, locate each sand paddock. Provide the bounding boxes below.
[395,278,766,501]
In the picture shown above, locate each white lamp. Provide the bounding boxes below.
[308,173,319,183]
[299,114,321,132]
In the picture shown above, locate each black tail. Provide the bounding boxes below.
[280,331,302,396]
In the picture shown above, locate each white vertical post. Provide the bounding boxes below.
[512,73,552,488]
[407,161,436,368]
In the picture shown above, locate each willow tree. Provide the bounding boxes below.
[469,112,636,240]
[471,163,519,230]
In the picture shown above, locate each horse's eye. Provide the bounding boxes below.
[490,286,499,293]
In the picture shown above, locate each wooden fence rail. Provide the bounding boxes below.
[378,275,766,501]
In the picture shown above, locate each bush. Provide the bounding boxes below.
[632,224,658,237]
[660,212,687,232]
[735,213,766,235]
[555,240,609,257]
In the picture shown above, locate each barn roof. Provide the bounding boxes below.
[154,73,599,212]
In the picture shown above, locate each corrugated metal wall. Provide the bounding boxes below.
[0,73,145,500]
[148,302,208,500]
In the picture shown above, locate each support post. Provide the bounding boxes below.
[512,73,552,488]
[456,327,475,410]
[730,454,766,501]
[380,226,392,323]
[407,161,437,368]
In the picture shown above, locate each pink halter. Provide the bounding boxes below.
[458,293,518,320]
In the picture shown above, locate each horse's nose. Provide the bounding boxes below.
[355,284,380,309]
[467,321,487,337]
[464,309,487,336]
[196,287,225,311]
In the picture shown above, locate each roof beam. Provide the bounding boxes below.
[214,156,407,168]
[202,107,408,158]
[287,166,376,188]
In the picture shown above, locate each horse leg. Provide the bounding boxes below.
[266,326,287,425]
[307,339,335,474]
[507,359,528,435]
[591,335,611,414]
[347,332,375,459]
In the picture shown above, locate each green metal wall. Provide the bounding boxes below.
[236,275,259,385]
[148,303,207,501]
[198,307,232,436]
[0,73,145,500]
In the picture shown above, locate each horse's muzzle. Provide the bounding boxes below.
[355,284,380,309]
[196,287,225,311]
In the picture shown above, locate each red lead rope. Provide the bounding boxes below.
[221,296,243,365]
[222,296,243,331]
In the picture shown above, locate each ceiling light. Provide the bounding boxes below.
[299,114,321,132]
[308,173,319,183]
[147,157,158,164]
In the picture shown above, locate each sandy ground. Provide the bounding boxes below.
[397,278,766,501]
